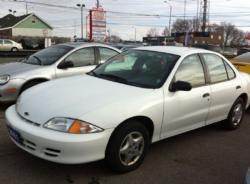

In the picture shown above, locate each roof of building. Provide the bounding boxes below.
[0,13,52,30]
[135,46,214,56]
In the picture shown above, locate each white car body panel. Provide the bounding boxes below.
[5,46,250,164]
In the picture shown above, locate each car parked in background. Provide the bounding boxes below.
[19,39,39,50]
[231,52,250,75]
[0,39,23,51]
[222,47,238,58]
[111,43,141,52]
[5,47,250,172]
[0,42,120,103]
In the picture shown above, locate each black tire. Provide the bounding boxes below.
[105,120,150,173]
[20,81,42,94]
[223,98,245,130]
[11,47,18,52]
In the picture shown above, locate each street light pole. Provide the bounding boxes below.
[184,0,187,21]
[134,27,137,43]
[164,1,172,36]
[25,1,28,14]
[77,3,85,39]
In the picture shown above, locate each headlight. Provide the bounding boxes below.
[43,117,103,134]
[0,75,10,85]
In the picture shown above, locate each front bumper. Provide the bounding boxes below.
[0,78,25,103]
[5,105,114,164]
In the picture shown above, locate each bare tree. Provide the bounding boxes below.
[110,35,122,43]
[162,27,169,36]
[209,22,245,47]
[172,19,194,33]
[147,28,159,37]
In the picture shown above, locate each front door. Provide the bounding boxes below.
[55,47,97,78]
[161,54,211,139]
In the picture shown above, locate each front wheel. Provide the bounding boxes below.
[105,121,150,173]
[224,98,245,130]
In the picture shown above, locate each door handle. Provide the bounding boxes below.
[202,93,210,98]
[236,85,241,90]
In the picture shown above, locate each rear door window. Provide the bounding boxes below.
[202,54,228,83]
[65,47,95,67]
[99,47,119,62]
[4,40,12,45]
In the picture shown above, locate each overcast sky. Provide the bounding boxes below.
[1,0,250,40]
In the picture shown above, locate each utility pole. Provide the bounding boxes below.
[96,0,100,8]
[184,0,187,21]
[202,0,208,32]
[164,1,172,36]
[77,3,85,39]
[25,0,28,14]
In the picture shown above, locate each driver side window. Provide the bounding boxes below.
[175,54,206,87]
[64,47,95,67]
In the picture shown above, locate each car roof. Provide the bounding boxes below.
[59,42,121,51]
[135,46,214,56]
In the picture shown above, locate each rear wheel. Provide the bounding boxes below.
[11,47,18,52]
[105,120,150,173]
[224,98,245,130]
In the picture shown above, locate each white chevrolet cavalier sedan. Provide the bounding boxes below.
[5,46,250,172]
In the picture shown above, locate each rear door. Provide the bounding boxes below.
[55,47,97,78]
[0,40,3,51]
[3,40,13,51]
[201,53,243,125]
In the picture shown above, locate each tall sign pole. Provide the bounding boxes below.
[89,10,93,41]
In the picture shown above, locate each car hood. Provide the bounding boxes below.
[0,62,40,76]
[17,75,153,125]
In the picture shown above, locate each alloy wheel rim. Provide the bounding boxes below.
[232,103,243,126]
[119,131,144,166]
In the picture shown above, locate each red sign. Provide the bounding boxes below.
[89,7,106,41]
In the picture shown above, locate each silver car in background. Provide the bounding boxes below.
[0,39,23,51]
[0,42,120,103]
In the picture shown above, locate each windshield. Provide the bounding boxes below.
[234,52,250,63]
[90,50,180,89]
[22,45,73,65]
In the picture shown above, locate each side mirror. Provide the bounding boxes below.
[58,61,74,69]
[169,81,192,92]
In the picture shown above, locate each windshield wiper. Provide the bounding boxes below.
[33,56,42,65]
[99,74,128,84]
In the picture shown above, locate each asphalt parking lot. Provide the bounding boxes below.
[0,105,249,184]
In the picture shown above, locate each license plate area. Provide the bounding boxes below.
[7,126,23,145]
